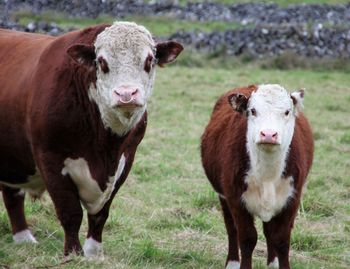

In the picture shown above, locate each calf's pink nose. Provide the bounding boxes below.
[114,87,139,103]
[260,129,278,144]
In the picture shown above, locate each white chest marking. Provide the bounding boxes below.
[242,174,294,222]
[0,171,45,198]
[61,155,126,214]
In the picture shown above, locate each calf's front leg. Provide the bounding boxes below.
[263,202,299,269]
[219,197,240,269]
[227,201,257,269]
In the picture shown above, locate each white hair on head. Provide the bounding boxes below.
[251,84,292,109]
[94,21,155,59]
[89,21,158,136]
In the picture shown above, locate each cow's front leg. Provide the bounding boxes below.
[228,203,257,269]
[219,197,240,269]
[263,204,298,269]
[83,199,114,258]
[37,153,83,255]
[2,186,37,243]
[263,222,278,269]
[46,177,83,255]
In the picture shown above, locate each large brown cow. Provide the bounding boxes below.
[201,84,313,269]
[0,22,182,256]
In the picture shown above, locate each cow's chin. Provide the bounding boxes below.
[114,103,144,119]
[257,142,281,153]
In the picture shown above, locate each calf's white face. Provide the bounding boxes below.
[230,84,304,152]
[67,21,183,135]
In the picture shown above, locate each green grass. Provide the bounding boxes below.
[0,64,349,268]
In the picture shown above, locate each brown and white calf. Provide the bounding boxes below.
[201,84,313,269]
[0,22,182,256]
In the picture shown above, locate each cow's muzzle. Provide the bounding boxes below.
[113,86,142,109]
[257,129,280,145]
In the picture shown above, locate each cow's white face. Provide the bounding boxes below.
[230,84,304,153]
[67,22,183,136]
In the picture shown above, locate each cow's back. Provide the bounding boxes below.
[0,29,55,178]
[0,29,54,100]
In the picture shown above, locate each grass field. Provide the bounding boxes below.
[0,63,349,268]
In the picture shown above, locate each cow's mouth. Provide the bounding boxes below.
[257,141,280,145]
[114,99,143,110]
[257,141,281,152]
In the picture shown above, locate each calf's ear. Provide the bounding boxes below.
[67,44,96,67]
[156,41,183,67]
[228,93,248,113]
[291,89,305,115]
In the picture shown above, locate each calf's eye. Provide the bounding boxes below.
[285,110,290,116]
[251,108,257,116]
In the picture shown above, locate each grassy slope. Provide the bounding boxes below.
[0,65,349,269]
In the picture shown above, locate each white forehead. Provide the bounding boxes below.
[250,84,293,111]
[94,21,155,57]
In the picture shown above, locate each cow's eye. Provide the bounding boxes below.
[97,57,109,74]
[285,110,290,116]
[251,108,257,116]
[144,54,154,73]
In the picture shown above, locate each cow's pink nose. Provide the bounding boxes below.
[114,87,139,104]
[260,130,278,144]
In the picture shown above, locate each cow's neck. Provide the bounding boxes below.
[243,142,294,222]
[246,142,290,182]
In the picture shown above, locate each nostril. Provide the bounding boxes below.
[131,89,139,96]
[114,90,121,96]
[260,131,266,137]
[272,132,278,138]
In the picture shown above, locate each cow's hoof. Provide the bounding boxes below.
[226,260,240,269]
[268,257,279,269]
[83,237,103,258]
[13,229,38,244]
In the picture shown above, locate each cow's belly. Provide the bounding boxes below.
[61,155,126,215]
[241,176,294,222]
[0,171,45,198]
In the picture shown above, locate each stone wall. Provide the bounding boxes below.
[1,1,350,58]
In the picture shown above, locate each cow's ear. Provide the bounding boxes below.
[67,44,96,67]
[291,89,305,115]
[156,41,183,67]
[228,93,248,113]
